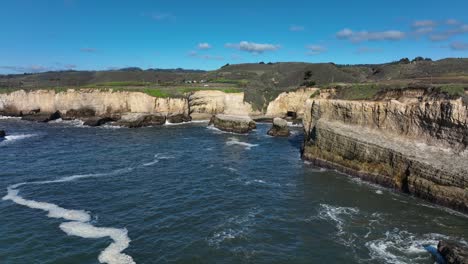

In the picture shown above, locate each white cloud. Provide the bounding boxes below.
[289,25,305,32]
[306,45,327,55]
[336,28,405,42]
[225,41,280,53]
[429,23,468,41]
[197,43,212,50]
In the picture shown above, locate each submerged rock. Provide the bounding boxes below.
[267,117,290,137]
[114,113,166,128]
[167,114,191,123]
[210,114,256,134]
[438,240,468,264]
[0,130,5,138]
[21,111,61,122]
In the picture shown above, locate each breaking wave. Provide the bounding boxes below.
[0,133,38,146]
[225,137,258,150]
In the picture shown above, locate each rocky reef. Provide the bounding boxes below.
[267,118,290,137]
[302,95,468,212]
[438,240,468,264]
[210,114,256,134]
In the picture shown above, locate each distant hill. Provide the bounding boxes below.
[1,58,467,110]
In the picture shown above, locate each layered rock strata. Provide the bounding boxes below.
[302,98,468,212]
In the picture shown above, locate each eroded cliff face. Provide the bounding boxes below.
[302,97,468,212]
[0,89,259,118]
[266,88,318,118]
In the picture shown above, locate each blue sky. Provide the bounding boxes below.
[1,0,468,73]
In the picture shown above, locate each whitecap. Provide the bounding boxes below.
[143,153,175,166]
[376,190,383,195]
[0,115,21,120]
[225,137,258,150]
[0,133,38,146]
[316,204,359,235]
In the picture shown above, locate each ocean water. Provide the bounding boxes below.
[0,118,466,264]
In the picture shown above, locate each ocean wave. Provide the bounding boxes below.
[206,125,248,135]
[165,119,210,126]
[143,153,175,166]
[0,115,21,120]
[365,230,450,264]
[316,204,360,235]
[208,208,261,247]
[50,118,85,127]
[2,167,138,264]
[0,133,38,146]
[225,137,258,150]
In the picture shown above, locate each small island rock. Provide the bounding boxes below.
[267,117,290,137]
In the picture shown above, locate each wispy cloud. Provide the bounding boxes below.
[0,65,56,73]
[188,51,224,60]
[429,23,468,41]
[80,47,97,53]
[289,25,305,32]
[197,43,212,50]
[450,41,468,51]
[225,41,280,54]
[446,19,460,25]
[412,20,437,27]
[306,45,327,55]
[336,28,405,42]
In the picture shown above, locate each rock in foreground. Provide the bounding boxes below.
[21,111,61,122]
[83,117,116,127]
[210,114,256,134]
[438,240,468,264]
[114,113,166,128]
[267,117,290,137]
[167,114,191,124]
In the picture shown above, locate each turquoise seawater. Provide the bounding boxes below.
[0,118,466,263]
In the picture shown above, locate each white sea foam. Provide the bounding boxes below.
[143,153,175,166]
[0,115,21,120]
[365,230,449,264]
[225,137,258,150]
[0,133,38,146]
[206,125,248,135]
[376,190,384,195]
[50,118,85,127]
[316,204,359,235]
[287,122,303,127]
[2,166,137,264]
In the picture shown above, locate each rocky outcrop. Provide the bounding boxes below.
[438,241,468,264]
[267,118,290,137]
[83,117,116,127]
[189,90,258,119]
[63,108,96,120]
[266,88,319,118]
[21,110,61,123]
[167,114,191,123]
[113,113,166,128]
[210,114,256,134]
[302,98,468,212]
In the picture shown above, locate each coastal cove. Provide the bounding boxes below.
[0,119,467,263]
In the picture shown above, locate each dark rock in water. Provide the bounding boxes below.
[167,114,191,124]
[267,117,290,137]
[114,114,166,128]
[253,117,273,123]
[0,130,5,138]
[210,114,256,134]
[21,111,61,123]
[83,117,116,127]
[424,245,446,264]
[63,108,96,120]
[438,240,468,264]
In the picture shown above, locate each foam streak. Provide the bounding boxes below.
[2,167,136,264]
